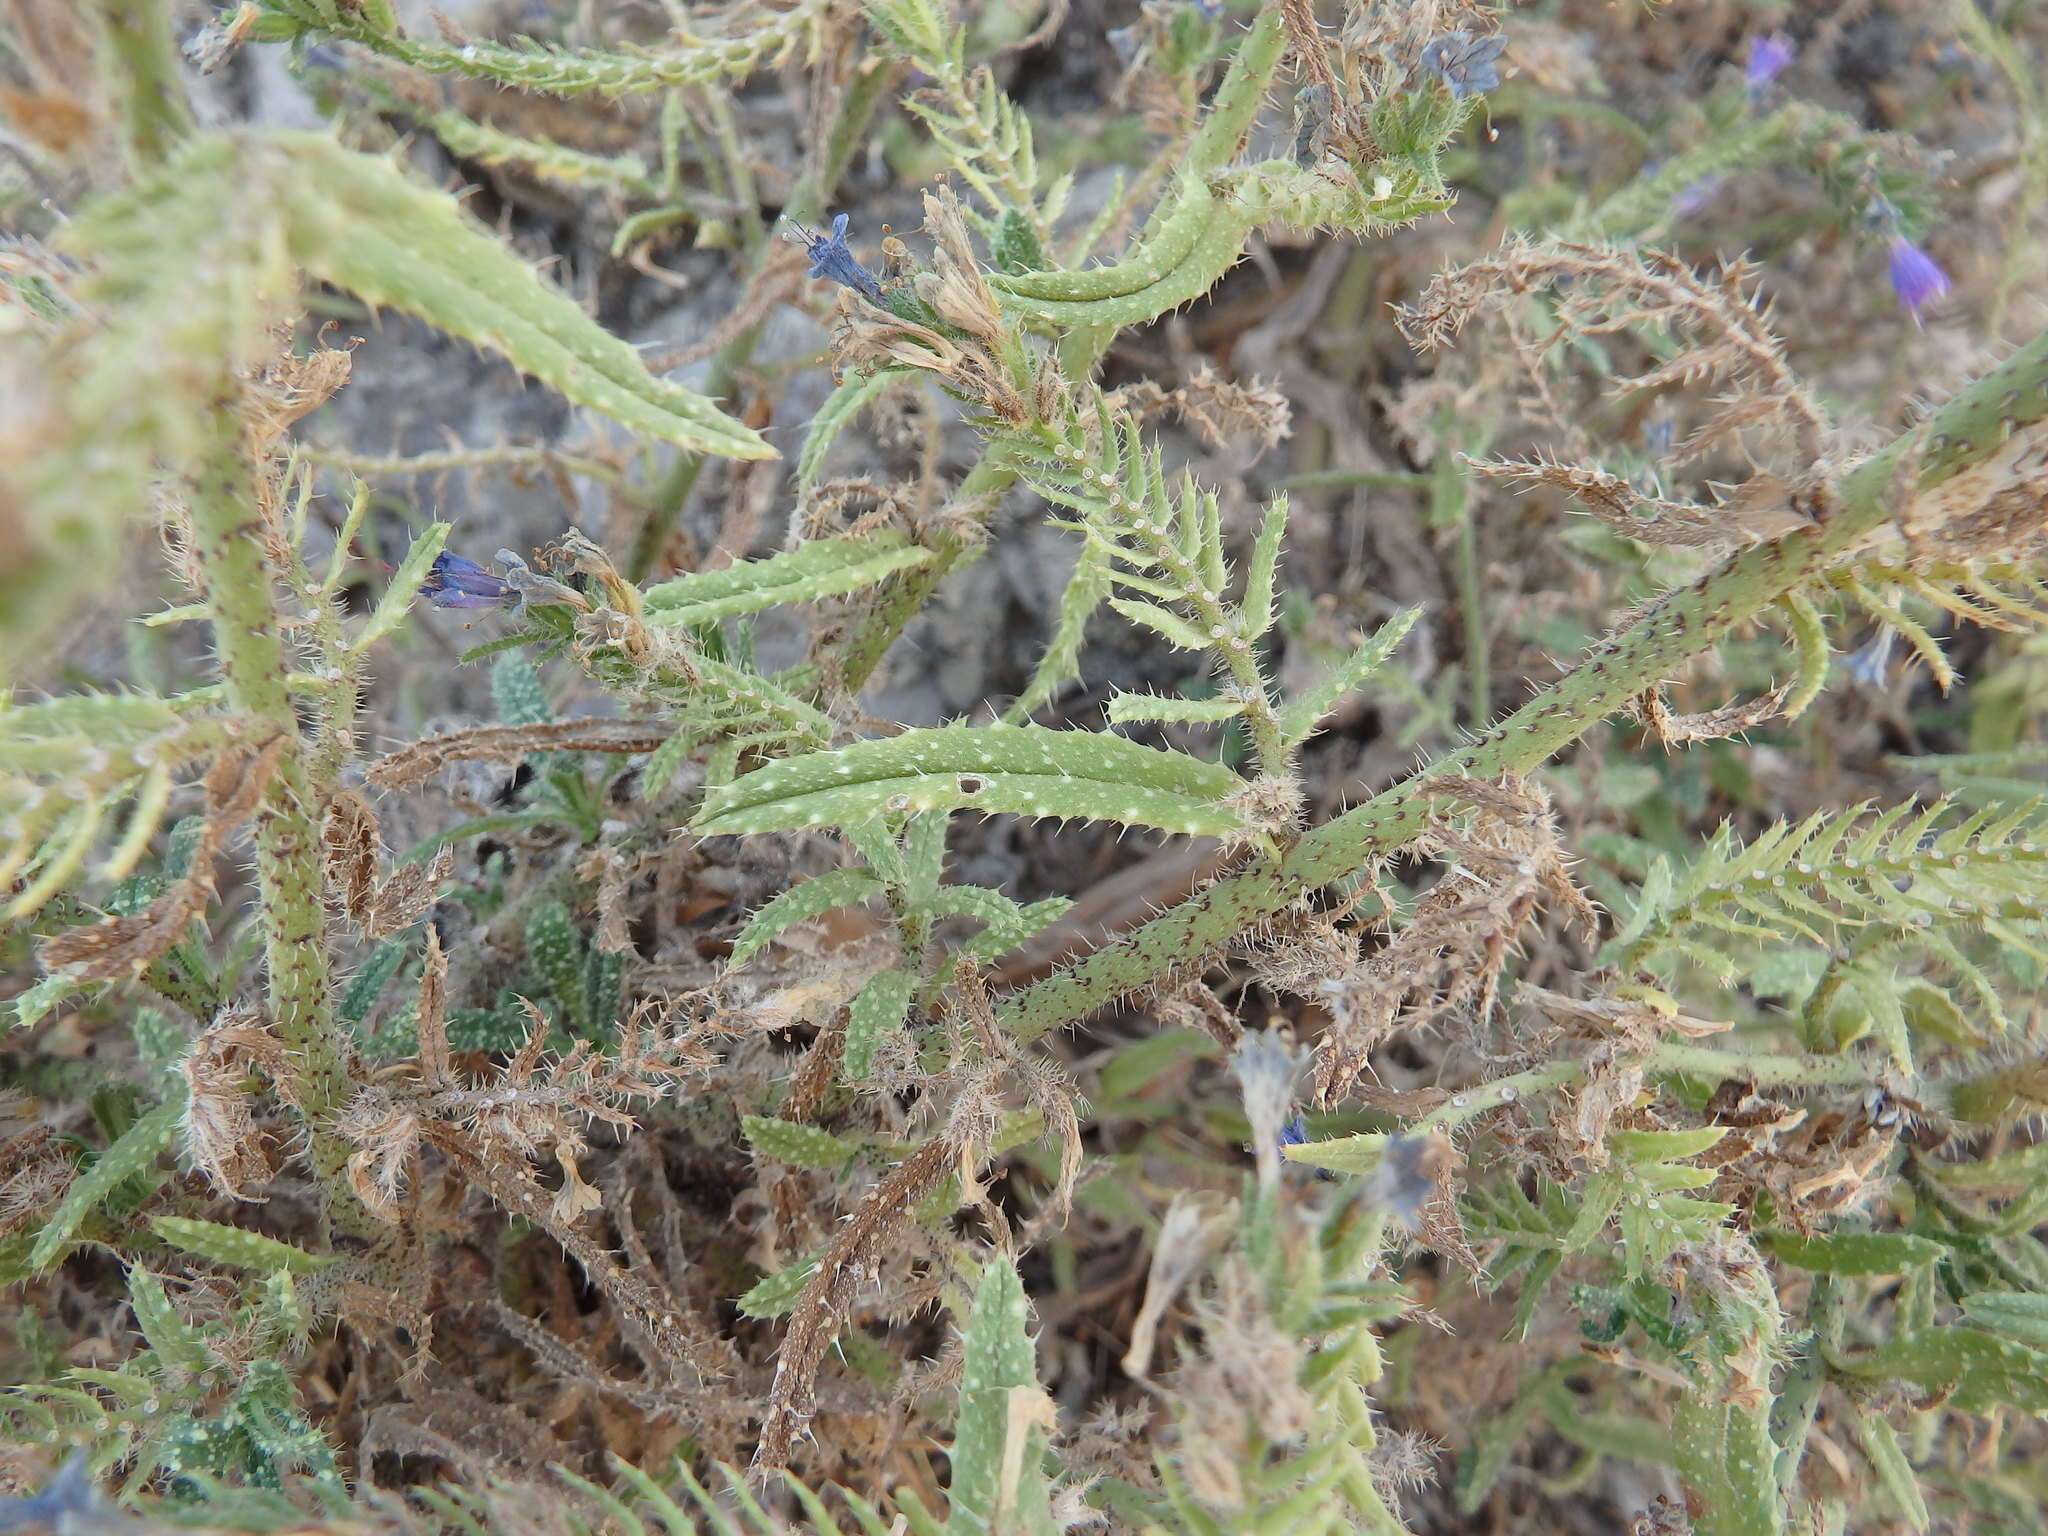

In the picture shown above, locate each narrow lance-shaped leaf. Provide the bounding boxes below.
[695,724,1245,840]
[353,522,449,653]
[275,133,771,461]
[741,1116,863,1172]
[799,369,911,490]
[1007,542,1111,723]
[151,1217,336,1276]
[1757,1230,1946,1276]
[845,968,916,1081]
[727,867,887,967]
[29,1095,184,1274]
[1278,608,1421,746]
[642,533,934,628]
[1105,692,1247,726]
[946,1255,1060,1536]
[1238,494,1288,640]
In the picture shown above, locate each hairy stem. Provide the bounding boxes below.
[94,0,193,172]
[997,329,2048,1043]
[190,422,360,1217]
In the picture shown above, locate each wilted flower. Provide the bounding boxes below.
[1420,32,1507,99]
[1745,33,1794,100]
[787,212,885,304]
[1887,235,1950,322]
[1230,1031,1309,1193]
[421,550,520,610]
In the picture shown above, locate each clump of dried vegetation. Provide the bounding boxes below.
[4,0,2048,1532]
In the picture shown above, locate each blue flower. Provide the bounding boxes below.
[1887,235,1950,321]
[791,213,884,304]
[1842,627,1896,687]
[1745,33,1794,100]
[421,551,520,610]
[1278,1116,1309,1147]
[1420,32,1507,99]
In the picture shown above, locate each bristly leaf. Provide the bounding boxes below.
[1007,542,1112,723]
[276,133,772,461]
[695,724,1245,839]
[1105,692,1247,727]
[1239,494,1289,642]
[945,1255,1060,1536]
[353,522,450,653]
[844,968,917,1081]
[642,533,934,628]
[741,1116,864,1172]
[1757,1230,1946,1275]
[29,1096,184,1274]
[799,370,913,491]
[150,1217,335,1276]
[727,867,888,968]
[1277,608,1422,747]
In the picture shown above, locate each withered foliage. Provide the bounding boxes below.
[38,734,283,983]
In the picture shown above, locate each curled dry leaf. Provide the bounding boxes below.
[39,734,283,984]
[366,718,671,792]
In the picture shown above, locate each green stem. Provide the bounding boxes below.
[995,329,2048,1043]
[623,56,891,582]
[190,424,360,1218]
[94,0,194,171]
[836,457,1017,696]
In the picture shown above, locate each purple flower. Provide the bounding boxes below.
[421,550,520,610]
[1420,32,1507,99]
[1887,235,1950,321]
[1278,1116,1309,1148]
[1745,33,1794,99]
[789,213,884,304]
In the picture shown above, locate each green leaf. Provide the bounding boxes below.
[1609,1126,1728,1163]
[29,1096,184,1273]
[1959,1291,2048,1351]
[643,533,934,628]
[1104,692,1246,726]
[150,1218,335,1276]
[798,369,912,490]
[1106,596,1213,652]
[844,968,916,1082]
[353,522,449,653]
[953,896,1072,968]
[727,867,887,968]
[946,1255,1058,1536]
[1239,494,1288,642]
[526,902,591,1037]
[338,939,409,1030]
[1758,1230,1946,1276]
[1833,1327,2048,1412]
[737,1254,820,1320]
[1850,1405,1930,1532]
[696,723,1245,839]
[1277,608,1421,746]
[1007,542,1111,723]
[127,1265,213,1377]
[492,650,554,727]
[741,1115,863,1172]
[277,133,771,460]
